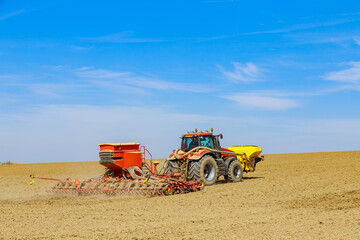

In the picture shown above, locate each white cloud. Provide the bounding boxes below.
[69,45,91,51]
[49,65,65,71]
[355,39,360,45]
[0,67,215,102]
[0,9,24,21]
[247,87,358,97]
[76,69,132,79]
[224,93,300,110]
[0,74,24,81]
[77,31,164,43]
[205,0,235,2]
[322,61,360,83]
[78,66,94,71]
[76,68,213,93]
[26,83,78,98]
[244,18,356,35]
[284,31,360,45]
[0,92,21,105]
[223,85,360,111]
[217,62,262,82]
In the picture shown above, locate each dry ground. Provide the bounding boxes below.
[1,151,360,239]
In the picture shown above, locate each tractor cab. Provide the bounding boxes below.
[180,129,223,152]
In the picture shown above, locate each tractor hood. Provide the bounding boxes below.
[168,149,213,160]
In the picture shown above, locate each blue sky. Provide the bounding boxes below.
[1,0,360,163]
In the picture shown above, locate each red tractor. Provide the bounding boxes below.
[165,129,263,185]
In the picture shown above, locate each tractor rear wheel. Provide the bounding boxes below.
[190,156,218,185]
[226,160,243,182]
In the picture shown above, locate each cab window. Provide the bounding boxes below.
[200,136,214,148]
[181,137,199,151]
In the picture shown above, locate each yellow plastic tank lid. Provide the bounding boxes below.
[98,142,140,146]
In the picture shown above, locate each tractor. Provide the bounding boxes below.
[165,128,264,185]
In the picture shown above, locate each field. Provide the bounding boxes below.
[1,151,360,239]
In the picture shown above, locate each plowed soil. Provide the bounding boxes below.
[1,151,360,239]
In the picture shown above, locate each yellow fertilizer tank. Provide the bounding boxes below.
[228,145,263,172]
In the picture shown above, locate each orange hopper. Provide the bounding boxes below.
[99,142,142,172]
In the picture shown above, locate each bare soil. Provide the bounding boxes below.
[1,151,360,239]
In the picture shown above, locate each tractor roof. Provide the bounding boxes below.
[182,131,213,137]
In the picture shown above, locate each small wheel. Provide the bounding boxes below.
[226,160,243,182]
[163,183,174,196]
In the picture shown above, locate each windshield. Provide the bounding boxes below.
[181,137,199,151]
[200,135,214,148]
[181,135,214,151]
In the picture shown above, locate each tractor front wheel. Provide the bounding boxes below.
[190,156,218,185]
[164,160,178,175]
[226,160,243,182]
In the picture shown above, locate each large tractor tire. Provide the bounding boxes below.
[226,160,243,182]
[164,160,179,175]
[189,155,218,185]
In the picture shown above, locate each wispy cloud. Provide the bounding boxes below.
[246,87,360,98]
[284,31,360,45]
[194,35,231,43]
[195,18,360,43]
[322,61,360,83]
[217,62,262,82]
[219,60,360,111]
[0,9,25,21]
[0,66,216,104]
[223,93,300,110]
[0,92,22,105]
[304,12,360,18]
[244,18,357,35]
[205,0,235,3]
[76,68,213,92]
[0,74,25,82]
[223,83,360,111]
[77,69,132,79]
[69,45,91,51]
[77,31,165,43]
[26,83,69,98]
